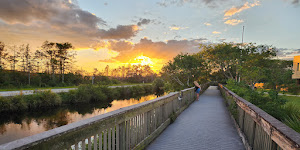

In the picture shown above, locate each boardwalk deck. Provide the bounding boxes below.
[146,86,245,150]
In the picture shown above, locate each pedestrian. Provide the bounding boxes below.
[194,81,201,101]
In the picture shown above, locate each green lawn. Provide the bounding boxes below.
[280,95,300,108]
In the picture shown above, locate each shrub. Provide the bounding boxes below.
[9,95,27,111]
[75,84,93,103]
[283,115,300,133]
[29,91,62,108]
[0,96,11,112]
[59,90,77,104]
[90,86,107,102]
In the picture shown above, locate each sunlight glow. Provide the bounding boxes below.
[130,55,154,66]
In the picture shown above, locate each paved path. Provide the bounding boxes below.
[147,86,245,150]
[0,84,147,97]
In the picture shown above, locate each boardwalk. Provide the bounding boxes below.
[147,86,245,150]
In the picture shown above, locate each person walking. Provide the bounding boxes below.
[194,81,201,101]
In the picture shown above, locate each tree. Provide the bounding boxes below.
[56,42,74,83]
[104,65,109,76]
[238,44,277,89]
[161,53,209,90]
[199,43,241,81]
[41,41,57,80]
[262,60,293,90]
[0,41,8,70]
[7,45,20,71]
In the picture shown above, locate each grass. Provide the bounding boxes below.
[279,95,300,108]
[0,83,151,92]
[0,84,159,113]
[0,86,77,91]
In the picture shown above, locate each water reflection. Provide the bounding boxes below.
[0,94,163,144]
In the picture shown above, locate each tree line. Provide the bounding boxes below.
[0,41,156,88]
[161,42,293,91]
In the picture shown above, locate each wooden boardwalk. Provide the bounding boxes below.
[146,86,245,150]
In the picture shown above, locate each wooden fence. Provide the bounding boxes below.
[0,84,208,150]
[219,84,300,150]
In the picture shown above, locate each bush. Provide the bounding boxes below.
[226,79,287,121]
[9,95,27,111]
[26,90,62,108]
[153,78,165,95]
[59,90,77,104]
[0,96,11,112]
[90,86,107,102]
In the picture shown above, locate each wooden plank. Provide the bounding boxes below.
[112,126,115,150]
[126,120,129,150]
[75,142,79,150]
[108,128,111,150]
[88,136,91,150]
[82,139,86,150]
[99,131,102,150]
[94,134,97,150]
[116,124,119,150]
[104,130,107,150]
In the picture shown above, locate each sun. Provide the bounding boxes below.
[130,55,154,66]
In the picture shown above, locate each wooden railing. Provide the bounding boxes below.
[219,84,300,150]
[0,84,208,150]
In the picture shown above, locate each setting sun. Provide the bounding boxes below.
[130,55,154,66]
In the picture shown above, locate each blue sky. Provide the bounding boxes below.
[77,0,300,48]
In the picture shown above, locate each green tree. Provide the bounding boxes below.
[161,53,209,90]
[56,42,74,83]
[41,41,57,80]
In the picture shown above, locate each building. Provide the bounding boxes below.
[292,55,300,84]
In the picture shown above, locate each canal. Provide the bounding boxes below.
[0,93,165,144]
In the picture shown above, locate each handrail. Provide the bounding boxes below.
[219,84,300,150]
[0,84,209,150]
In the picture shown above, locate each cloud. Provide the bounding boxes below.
[137,19,151,26]
[157,0,231,8]
[0,0,142,48]
[212,31,221,34]
[292,0,299,4]
[169,26,189,30]
[224,1,260,17]
[99,25,139,40]
[204,22,212,26]
[224,19,244,25]
[96,38,207,64]
[218,38,226,42]
[0,0,105,28]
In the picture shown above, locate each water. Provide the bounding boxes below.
[0,94,164,145]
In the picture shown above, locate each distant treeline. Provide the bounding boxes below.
[0,41,157,88]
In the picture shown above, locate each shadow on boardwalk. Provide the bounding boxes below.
[146,86,245,150]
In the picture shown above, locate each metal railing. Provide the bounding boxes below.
[219,84,300,150]
[0,84,208,150]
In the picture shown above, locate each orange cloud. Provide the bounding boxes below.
[212,31,221,34]
[169,26,189,30]
[204,22,211,26]
[224,19,244,25]
[224,1,260,17]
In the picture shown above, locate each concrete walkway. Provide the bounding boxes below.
[146,86,245,150]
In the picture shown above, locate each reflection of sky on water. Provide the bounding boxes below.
[0,94,159,144]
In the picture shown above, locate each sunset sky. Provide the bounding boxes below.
[0,0,299,73]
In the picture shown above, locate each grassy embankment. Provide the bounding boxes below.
[0,83,151,91]
[0,84,159,113]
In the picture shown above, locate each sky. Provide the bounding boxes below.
[0,0,299,73]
